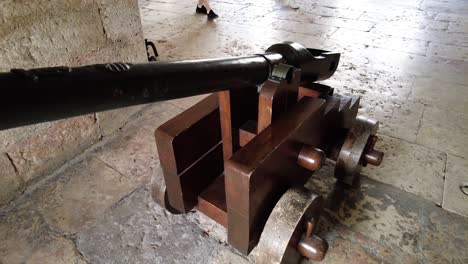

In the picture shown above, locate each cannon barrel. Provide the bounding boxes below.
[0,42,339,130]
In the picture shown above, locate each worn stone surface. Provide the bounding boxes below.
[93,102,184,188]
[306,166,468,263]
[0,0,146,70]
[97,0,144,42]
[26,236,86,264]
[0,122,54,150]
[442,155,468,217]
[70,39,147,66]
[427,42,468,61]
[4,115,100,184]
[357,92,424,142]
[0,0,146,205]
[93,99,205,204]
[416,105,468,158]
[0,203,83,264]
[0,0,106,70]
[34,157,139,234]
[330,28,429,56]
[76,187,246,264]
[70,165,468,264]
[410,77,468,113]
[315,229,419,264]
[363,135,446,204]
[0,154,24,206]
[97,105,146,137]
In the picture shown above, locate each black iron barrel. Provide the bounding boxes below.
[0,42,340,130]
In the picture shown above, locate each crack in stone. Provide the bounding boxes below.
[440,152,449,207]
[4,152,19,176]
[96,3,108,39]
[46,227,92,264]
[111,186,144,210]
[93,156,136,183]
[415,105,426,139]
[93,113,105,140]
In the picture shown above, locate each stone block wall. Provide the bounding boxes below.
[0,0,147,205]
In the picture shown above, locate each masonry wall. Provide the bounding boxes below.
[0,0,147,205]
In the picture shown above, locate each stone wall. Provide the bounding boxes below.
[0,0,147,205]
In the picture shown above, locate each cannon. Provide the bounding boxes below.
[0,42,384,263]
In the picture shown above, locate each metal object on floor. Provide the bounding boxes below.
[0,42,384,263]
[145,39,159,62]
[154,43,384,263]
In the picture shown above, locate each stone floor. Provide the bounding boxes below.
[1,0,468,263]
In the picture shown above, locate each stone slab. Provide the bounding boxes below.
[0,122,53,150]
[300,5,363,20]
[358,92,424,142]
[93,102,184,187]
[0,0,106,70]
[362,135,446,204]
[76,188,244,264]
[416,105,468,158]
[442,155,468,217]
[34,157,139,234]
[377,19,448,31]
[97,105,147,137]
[258,9,321,24]
[410,77,468,114]
[0,0,147,206]
[409,56,468,87]
[448,21,468,33]
[211,4,278,26]
[141,1,194,15]
[73,165,468,264]
[307,167,468,263]
[435,12,468,23]
[271,20,338,37]
[330,28,428,56]
[349,1,420,13]
[97,0,145,42]
[358,8,435,24]
[420,0,468,14]
[24,236,85,264]
[371,24,468,47]
[315,16,375,32]
[0,203,83,263]
[5,115,100,184]
[427,42,468,61]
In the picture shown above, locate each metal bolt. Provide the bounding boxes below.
[297,218,328,261]
[363,135,384,166]
[297,146,326,171]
